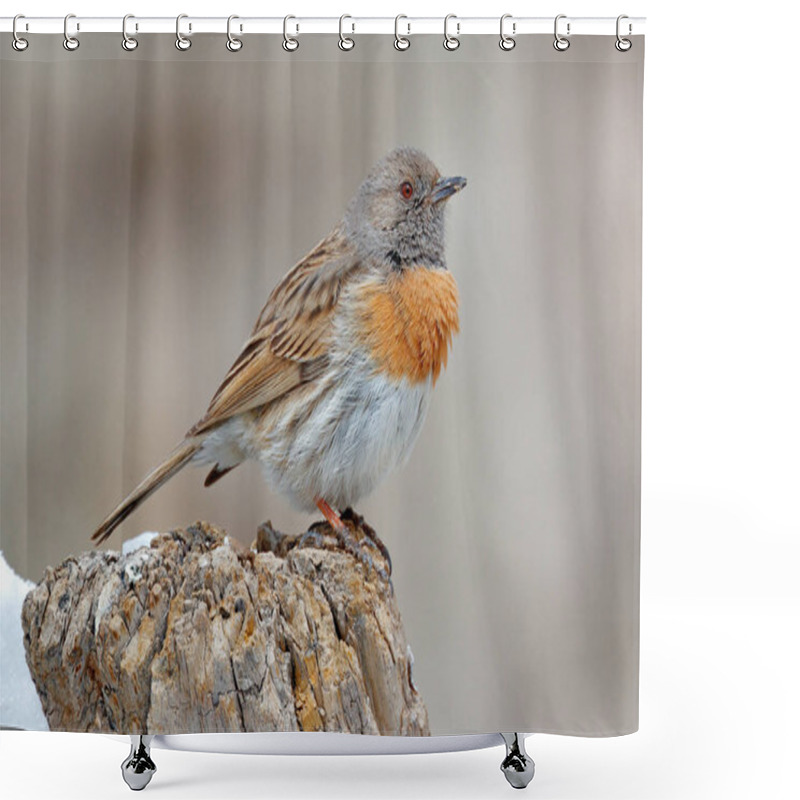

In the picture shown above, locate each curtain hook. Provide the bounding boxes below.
[339,14,355,51]
[443,14,460,51]
[12,14,29,52]
[175,14,191,51]
[227,15,243,51]
[63,13,80,51]
[499,14,516,51]
[122,14,138,51]
[615,14,632,52]
[283,15,299,51]
[394,14,410,51]
[553,14,570,52]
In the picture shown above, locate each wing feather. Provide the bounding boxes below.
[188,228,361,437]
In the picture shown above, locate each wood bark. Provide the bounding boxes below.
[21,516,428,736]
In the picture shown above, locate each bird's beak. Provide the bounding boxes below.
[431,175,467,204]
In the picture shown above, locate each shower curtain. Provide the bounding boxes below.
[1,28,643,738]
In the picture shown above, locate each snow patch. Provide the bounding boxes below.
[122,547,154,589]
[0,551,49,730]
[122,531,159,555]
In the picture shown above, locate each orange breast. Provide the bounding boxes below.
[355,267,460,385]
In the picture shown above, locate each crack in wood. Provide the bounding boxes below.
[22,521,429,736]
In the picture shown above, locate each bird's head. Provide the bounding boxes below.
[343,147,466,270]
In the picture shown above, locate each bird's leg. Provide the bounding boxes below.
[316,497,347,532]
[315,499,389,581]
[315,497,363,555]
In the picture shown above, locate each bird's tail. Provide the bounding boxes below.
[91,441,197,545]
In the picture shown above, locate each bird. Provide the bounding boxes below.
[91,147,466,562]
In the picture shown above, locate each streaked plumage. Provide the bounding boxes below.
[92,147,465,545]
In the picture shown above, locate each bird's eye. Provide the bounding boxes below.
[400,181,414,200]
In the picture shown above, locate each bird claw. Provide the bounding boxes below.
[299,513,392,585]
[340,508,393,577]
[354,547,391,584]
[297,529,330,551]
[333,524,391,585]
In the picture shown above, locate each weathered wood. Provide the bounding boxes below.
[22,517,428,736]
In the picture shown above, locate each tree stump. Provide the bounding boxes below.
[21,516,429,736]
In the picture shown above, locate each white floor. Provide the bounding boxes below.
[2,597,797,800]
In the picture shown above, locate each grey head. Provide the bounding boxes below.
[342,147,466,270]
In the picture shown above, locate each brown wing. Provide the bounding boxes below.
[188,228,360,437]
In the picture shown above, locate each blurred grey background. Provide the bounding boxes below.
[1,34,642,736]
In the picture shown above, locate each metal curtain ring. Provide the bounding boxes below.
[499,14,516,51]
[175,14,191,50]
[12,14,29,52]
[227,15,243,51]
[63,13,79,51]
[339,14,355,50]
[553,14,570,51]
[283,15,299,51]
[443,14,460,51]
[122,14,138,51]
[615,14,632,51]
[394,15,410,50]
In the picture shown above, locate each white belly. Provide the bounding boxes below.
[198,362,433,513]
[262,367,433,512]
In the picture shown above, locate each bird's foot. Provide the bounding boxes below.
[340,508,393,577]
[310,500,392,583]
[296,529,330,551]
[257,514,391,584]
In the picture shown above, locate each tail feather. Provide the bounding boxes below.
[91,442,197,545]
[204,462,238,487]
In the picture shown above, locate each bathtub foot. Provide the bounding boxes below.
[121,735,156,791]
[500,733,535,789]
